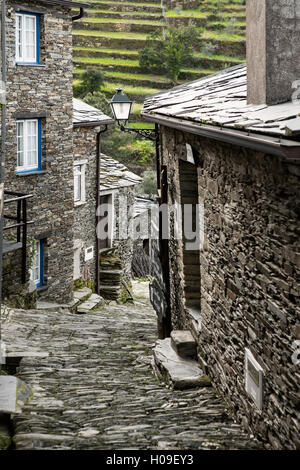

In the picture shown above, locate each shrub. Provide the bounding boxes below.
[135,169,157,198]
[139,25,201,84]
[74,68,105,98]
[119,140,155,166]
[83,91,113,118]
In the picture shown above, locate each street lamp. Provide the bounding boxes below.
[110,88,133,125]
[110,88,158,142]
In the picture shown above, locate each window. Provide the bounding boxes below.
[30,240,44,287]
[16,118,41,173]
[16,12,40,64]
[74,161,87,204]
[245,348,264,409]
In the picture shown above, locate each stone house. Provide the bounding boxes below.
[72,98,114,292]
[0,0,142,306]
[98,153,142,298]
[142,1,300,449]
[72,98,142,294]
[1,0,88,304]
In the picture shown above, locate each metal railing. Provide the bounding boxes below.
[3,190,33,284]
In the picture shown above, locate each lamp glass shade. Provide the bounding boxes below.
[110,89,133,123]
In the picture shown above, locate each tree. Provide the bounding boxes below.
[139,25,201,84]
[74,68,105,98]
[135,169,157,198]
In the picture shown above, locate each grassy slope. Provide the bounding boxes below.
[72,0,246,116]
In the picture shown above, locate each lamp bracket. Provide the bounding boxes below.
[119,124,159,142]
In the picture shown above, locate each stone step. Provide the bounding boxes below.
[99,270,123,276]
[153,338,211,390]
[99,285,120,300]
[170,330,197,359]
[76,294,105,314]
[73,287,92,302]
[0,376,32,414]
[36,298,80,313]
[100,278,121,285]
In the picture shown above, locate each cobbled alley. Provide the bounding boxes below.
[2,282,260,450]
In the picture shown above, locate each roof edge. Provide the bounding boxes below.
[36,0,90,9]
[73,119,114,128]
[141,112,300,163]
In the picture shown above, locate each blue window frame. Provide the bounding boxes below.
[16,118,42,174]
[30,240,44,287]
[16,11,40,65]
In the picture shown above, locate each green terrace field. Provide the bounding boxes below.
[72,0,246,121]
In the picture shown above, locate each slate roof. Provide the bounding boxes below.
[73,98,114,127]
[38,0,90,8]
[100,155,142,192]
[142,64,300,139]
[133,196,157,219]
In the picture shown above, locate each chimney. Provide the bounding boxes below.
[247,0,300,106]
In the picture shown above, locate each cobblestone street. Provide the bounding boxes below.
[2,282,260,450]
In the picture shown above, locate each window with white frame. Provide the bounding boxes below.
[17,118,41,173]
[30,240,44,287]
[74,161,87,204]
[16,12,40,64]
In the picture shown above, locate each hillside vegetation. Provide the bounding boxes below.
[72,0,246,193]
[72,0,246,120]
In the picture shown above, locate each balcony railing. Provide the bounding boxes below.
[3,190,33,284]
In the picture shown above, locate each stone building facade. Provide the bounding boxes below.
[1,0,88,303]
[156,125,299,449]
[99,154,142,281]
[72,98,114,290]
[142,58,300,450]
[72,99,142,290]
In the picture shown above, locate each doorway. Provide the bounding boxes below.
[179,159,201,311]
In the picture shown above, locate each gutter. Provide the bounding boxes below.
[73,119,114,128]
[141,112,300,163]
[72,7,85,21]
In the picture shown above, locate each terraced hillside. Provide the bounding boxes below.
[73,0,246,120]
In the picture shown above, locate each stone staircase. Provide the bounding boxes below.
[99,251,123,301]
[72,0,246,110]
[37,287,104,314]
[74,287,105,313]
[153,329,211,390]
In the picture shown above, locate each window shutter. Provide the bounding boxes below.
[74,166,81,201]
[17,121,24,167]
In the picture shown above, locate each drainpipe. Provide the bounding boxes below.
[0,0,6,373]
[95,125,108,296]
[72,7,85,22]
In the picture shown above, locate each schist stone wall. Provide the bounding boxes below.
[112,186,136,281]
[2,248,36,309]
[4,0,74,302]
[164,0,200,9]
[160,125,300,449]
[73,126,98,286]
